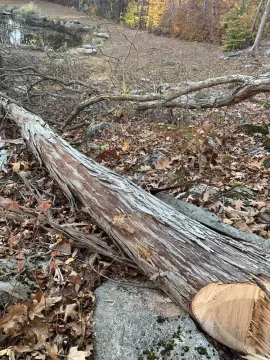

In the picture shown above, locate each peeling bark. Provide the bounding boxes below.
[1,97,270,358]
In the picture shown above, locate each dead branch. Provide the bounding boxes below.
[64,73,269,126]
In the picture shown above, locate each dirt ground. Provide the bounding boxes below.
[2,0,270,90]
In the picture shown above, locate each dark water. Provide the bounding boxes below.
[0,15,83,50]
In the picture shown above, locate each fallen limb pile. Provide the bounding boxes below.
[1,97,270,359]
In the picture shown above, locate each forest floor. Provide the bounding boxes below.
[0,2,270,360]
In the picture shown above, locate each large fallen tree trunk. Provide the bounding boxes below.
[2,97,270,359]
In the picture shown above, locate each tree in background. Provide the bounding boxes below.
[124,0,141,27]
[251,0,270,54]
[221,1,255,50]
[170,0,235,42]
[221,0,269,51]
[146,0,167,31]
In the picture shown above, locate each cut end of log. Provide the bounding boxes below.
[191,280,270,359]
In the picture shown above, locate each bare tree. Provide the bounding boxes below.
[251,0,270,54]
[251,0,265,32]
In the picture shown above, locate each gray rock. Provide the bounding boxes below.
[225,185,257,200]
[86,122,114,139]
[94,281,220,360]
[65,20,80,27]
[260,212,270,222]
[30,13,46,22]
[13,8,21,15]
[79,48,97,55]
[187,184,208,198]
[130,89,144,95]
[156,192,270,250]
[0,280,31,306]
[0,258,36,306]
[140,77,151,83]
[265,49,270,57]
[147,151,166,167]
[219,52,242,60]
[83,44,94,49]
[94,32,110,39]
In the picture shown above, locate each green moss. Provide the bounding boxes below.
[156,315,166,323]
[241,123,269,135]
[140,350,157,360]
[263,156,270,169]
[226,185,257,201]
[230,182,243,189]
[195,346,208,355]
[263,138,270,150]
[160,339,175,356]
[182,346,190,352]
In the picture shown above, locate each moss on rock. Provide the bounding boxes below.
[241,123,269,135]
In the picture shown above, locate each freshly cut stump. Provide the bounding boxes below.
[192,280,270,359]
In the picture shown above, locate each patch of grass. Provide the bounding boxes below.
[20,2,40,16]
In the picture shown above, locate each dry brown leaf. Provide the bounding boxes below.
[155,157,171,170]
[67,347,91,360]
[50,238,71,255]
[0,304,27,336]
[64,303,78,322]
[234,199,243,211]
[28,290,62,321]
[46,344,60,360]
[250,200,266,210]
[234,221,252,232]
[223,218,233,225]
[203,188,211,202]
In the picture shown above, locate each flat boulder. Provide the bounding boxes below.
[93,281,220,360]
[30,14,47,22]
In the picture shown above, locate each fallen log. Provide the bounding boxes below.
[1,97,270,359]
[64,73,270,125]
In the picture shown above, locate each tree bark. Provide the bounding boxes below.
[251,0,270,55]
[251,0,265,32]
[1,97,270,358]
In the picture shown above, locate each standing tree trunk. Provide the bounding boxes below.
[251,0,270,55]
[1,97,270,359]
[251,0,265,32]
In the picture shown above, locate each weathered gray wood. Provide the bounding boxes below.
[64,73,270,124]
